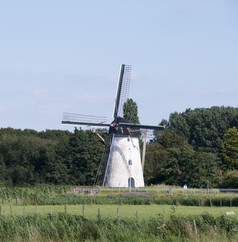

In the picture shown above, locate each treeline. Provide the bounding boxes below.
[1,106,238,188]
[0,128,106,186]
[145,106,238,188]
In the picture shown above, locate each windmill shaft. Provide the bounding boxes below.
[118,123,164,130]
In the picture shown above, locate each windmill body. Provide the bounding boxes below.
[62,64,164,188]
[104,135,144,187]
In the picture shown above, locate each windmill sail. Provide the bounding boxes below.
[113,64,131,119]
[62,112,110,127]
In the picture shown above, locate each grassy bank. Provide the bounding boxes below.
[0,213,237,241]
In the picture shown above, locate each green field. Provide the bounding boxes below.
[1,204,238,219]
[1,186,238,241]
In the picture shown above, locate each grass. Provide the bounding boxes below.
[21,192,238,207]
[1,204,238,219]
[0,212,238,241]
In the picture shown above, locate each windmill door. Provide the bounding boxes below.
[128,177,135,188]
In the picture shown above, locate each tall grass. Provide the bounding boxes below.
[0,185,70,204]
[32,194,238,207]
[1,186,238,208]
[0,213,237,241]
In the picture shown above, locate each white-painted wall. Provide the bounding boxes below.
[104,135,145,187]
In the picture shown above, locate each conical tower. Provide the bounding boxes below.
[103,135,144,187]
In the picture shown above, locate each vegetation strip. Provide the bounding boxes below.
[1,204,238,219]
[0,213,238,241]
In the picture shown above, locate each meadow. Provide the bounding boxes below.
[1,186,238,241]
[1,204,238,219]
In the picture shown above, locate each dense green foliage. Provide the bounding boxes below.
[144,106,238,187]
[169,106,238,153]
[1,106,238,187]
[0,128,105,186]
[145,130,222,187]
[123,98,140,124]
[220,127,238,169]
[0,213,237,241]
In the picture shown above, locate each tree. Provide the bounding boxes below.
[145,130,222,187]
[220,127,238,169]
[156,130,192,149]
[123,98,140,124]
[219,170,238,188]
[169,106,238,153]
[66,128,106,185]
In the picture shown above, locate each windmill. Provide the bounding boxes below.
[62,64,164,188]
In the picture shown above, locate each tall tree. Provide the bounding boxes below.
[220,127,238,169]
[123,98,140,124]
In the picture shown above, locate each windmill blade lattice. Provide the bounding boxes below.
[113,64,131,119]
[118,65,131,117]
[62,112,108,126]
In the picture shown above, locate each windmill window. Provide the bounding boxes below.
[128,159,132,165]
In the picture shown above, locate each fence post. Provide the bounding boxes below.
[35,206,37,216]
[220,199,222,207]
[136,210,138,220]
[230,198,232,207]
[64,204,67,215]
[98,208,101,220]
[83,204,85,217]
[193,220,197,235]
[117,208,119,218]
[16,197,18,205]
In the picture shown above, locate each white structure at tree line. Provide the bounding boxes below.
[62,64,164,187]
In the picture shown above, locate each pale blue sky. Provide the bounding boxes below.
[0,1,237,131]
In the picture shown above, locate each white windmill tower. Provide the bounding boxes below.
[62,64,164,188]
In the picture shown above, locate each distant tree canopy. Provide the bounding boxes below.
[0,128,106,186]
[169,106,238,153]
[1,106,238,188]
[144,130,222,187]
[123,98,140,124]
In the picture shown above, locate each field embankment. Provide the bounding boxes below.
[0,213,238,241]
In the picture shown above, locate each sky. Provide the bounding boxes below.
[0,0,237,132]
